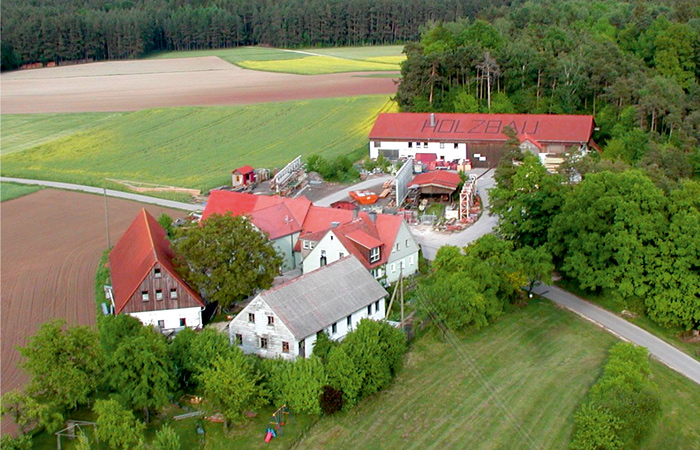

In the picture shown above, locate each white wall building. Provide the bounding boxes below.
[230,256,388,360]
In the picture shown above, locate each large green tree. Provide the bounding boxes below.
[549,170,668,302]
[18,319,102,411]
[94,399,145,450]
[105,331,175,422]
[174,213,282,306]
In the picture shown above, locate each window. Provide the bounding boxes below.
[248,313,255,323]
[454,143,459,149]
[370,247,380,263]
[339,252,344,259]
[375,300,380,313]
[423,142,428,147]
[408,142,413,148]
[170,288,178,299]
[400,260,406,269]
[391,263,396,273]
[320,250,327,267]
[154,268,161,278]
[141,291,149,302]
[260,337,268,349]
[282,341,290,353]
[332,322,337,334]
[156,290,163,301]
[416,142,421,148]
[310,241,315,249]
[267,316,275,326]
[395,242,400,251]
[410,255,414,265]
[179,318,186,327]
[235,334,243,345]
[347,315,352,328]
[406,239,409,247]
[367,305,372,315]
[440,142,445,149]
[157,320,165,329]
[374,141,381,148]
[303,240,310,250]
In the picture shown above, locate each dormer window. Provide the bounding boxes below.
[303,240,310,250]
[370,247,380,263]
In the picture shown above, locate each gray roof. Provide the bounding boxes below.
[260,256,388,340]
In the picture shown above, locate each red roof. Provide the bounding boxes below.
[345,230,384,249]
[410,171,462,190]
[109,209,204,314]
[232,165,255,175]
[369,113,595,144]
[520,133,544,150]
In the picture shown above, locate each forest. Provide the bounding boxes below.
[0,0,511,70]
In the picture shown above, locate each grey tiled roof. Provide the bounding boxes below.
[261,256,388,339]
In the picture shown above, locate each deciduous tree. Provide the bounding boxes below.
[94,399,145,450]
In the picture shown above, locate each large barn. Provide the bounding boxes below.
[369,113,597,168]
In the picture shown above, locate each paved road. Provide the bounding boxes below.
[1,177,201,211]
[413,169,497,259]
[313,174,393,206]
[533,284,700,385]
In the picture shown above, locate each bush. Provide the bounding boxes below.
[319,385,344,415]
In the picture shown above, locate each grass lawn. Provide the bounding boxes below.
[0,182,42,202]
[556,279,700,362]
[150,45,404,74]
[296,299,700,449]
[1,95,395,192]
[1,112,123,155]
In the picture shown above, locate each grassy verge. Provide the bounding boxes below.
[1,96,394,192]
[556,279,700,362]
[236,56,399,75]
[94,249,111,316]
[297,298,700,449]
[1,182,42,202]
[1,112,123,155]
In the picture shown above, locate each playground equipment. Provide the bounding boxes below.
[264,405,292,443]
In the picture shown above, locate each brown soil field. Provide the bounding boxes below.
[0,56,398,114]
[1,189,184,434]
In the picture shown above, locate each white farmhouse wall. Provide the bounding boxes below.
[129,306,202,331]
[385,221,420,283]
[370,140,467,161]
[230,296,387,361]
[302,231,349,274]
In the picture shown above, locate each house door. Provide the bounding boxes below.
[298,339,305,358]
[157,320,165,329]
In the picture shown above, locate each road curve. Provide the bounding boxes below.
[1,177,201,211]
[533,284,700,385]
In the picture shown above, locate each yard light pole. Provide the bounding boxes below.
[104,187,111,249]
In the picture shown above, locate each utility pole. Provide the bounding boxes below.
[103,188,111,249]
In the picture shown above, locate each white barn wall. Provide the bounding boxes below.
[385,221,420,283]
[302,231,348,274]
[130,306,202,331]
[370,140,467,161]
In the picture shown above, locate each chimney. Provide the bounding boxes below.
[352,208,359,220]
[369,211,377,223]
[430,113,435,127]
[331,221,340,229]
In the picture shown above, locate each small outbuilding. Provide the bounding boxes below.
[232,165,256,188]
[229,256,388,360]
[409,170,462,199]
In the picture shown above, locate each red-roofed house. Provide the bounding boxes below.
[369,113,597,167]
[202,192,419,283]
[232,165,256,188]
[109,209,205,331]
[409,170,462,197]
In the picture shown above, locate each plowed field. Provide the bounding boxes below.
[0,189,183,434]
[0,56,398,114]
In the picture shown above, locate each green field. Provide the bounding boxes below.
[0,95,395,191]
[1,112,122,155]
[0,182,42,202]
[296,299,700,449]
[151,45,404,75]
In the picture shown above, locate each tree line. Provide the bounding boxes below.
[0,0,512,70]
[396,0,700,173]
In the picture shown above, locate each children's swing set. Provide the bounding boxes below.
[264,405,292,443]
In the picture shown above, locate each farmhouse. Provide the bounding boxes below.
[229,256,388,360]
[108,209,205,331]
[202,191,419,282]
[369,113,597,167]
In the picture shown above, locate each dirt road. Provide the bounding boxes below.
[1,189,183,434]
